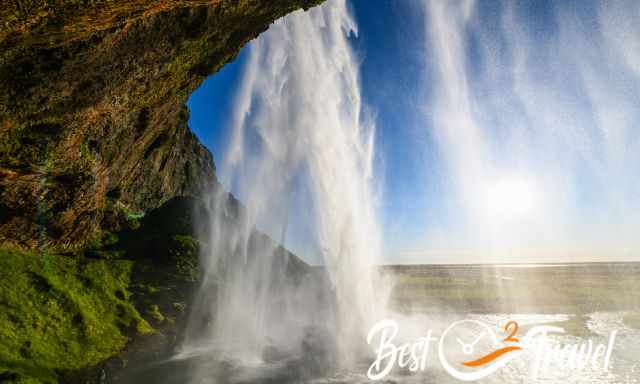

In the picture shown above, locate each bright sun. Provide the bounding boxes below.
[484,177,537,220]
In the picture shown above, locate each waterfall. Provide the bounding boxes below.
[421,0,640,260]
[181,0,381,374]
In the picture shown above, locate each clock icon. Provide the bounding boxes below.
[440,319,500,361]
[457,329,488,355]
[438,319,522,381]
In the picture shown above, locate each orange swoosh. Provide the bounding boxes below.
[461,346,522,367]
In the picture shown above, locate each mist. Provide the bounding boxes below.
[413,0,640,263]
[179,0,385,377]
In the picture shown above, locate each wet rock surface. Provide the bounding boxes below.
[0,0,323,251]
[0,0,324,382]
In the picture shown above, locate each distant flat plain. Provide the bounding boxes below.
[381,262,640,333]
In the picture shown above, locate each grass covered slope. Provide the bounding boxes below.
[0,197,208,383]
[0,247,151,383]
[0,195,311,383]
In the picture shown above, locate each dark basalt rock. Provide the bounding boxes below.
[1,1,326,382]
[61,194,316,383]
[0,0,324,252]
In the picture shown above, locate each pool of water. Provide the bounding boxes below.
[118,263,640,383]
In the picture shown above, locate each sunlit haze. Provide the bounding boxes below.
[188,0,640,264]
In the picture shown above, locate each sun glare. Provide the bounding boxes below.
[484,177,537,220]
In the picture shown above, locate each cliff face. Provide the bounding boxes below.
[0,1,324,382]
[0,0,322,251]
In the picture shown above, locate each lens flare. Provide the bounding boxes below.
[483,177,538,221]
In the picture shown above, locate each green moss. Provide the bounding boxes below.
[147,304,165,323]
[0,119,63,170]
[0,367,43,384]
[170,235,199,282]
[0,246,151,383]
[111,201,145,228]
[85,231,124,259]
[172,302,186,313]
[126,212,145,222]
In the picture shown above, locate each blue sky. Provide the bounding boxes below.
[188,0,640,264]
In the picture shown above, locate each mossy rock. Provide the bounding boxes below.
[119,197,206,270]
[0,246,151,383]
[146,304,165,323]
[169,235,200,282]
